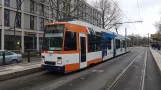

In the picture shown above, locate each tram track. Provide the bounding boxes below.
[106,49,147,90]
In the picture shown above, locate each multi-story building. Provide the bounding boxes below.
[0,0,102,53]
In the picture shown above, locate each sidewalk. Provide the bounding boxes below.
[149,48,161,75]
[155,49,161,55]
[0,57,42,81]
[22,56,41,63]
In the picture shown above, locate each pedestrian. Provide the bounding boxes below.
[158,43,161,50]
[151,43,154,49]
[153,43,155,49]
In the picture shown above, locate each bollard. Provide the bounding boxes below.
[28,51,30,62]
[2,52,5,65]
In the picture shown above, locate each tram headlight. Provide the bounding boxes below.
[57,60,62,64]
[41,56,45,64]
[57,57,62,64]
[41,60,45,64]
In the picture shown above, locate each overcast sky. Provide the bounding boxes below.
[87,0,161,36]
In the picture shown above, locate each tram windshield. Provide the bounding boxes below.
[42,24,64,51]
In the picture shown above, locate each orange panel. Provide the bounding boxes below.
[66,23,88,34]
[41,50,48,53]
[45,23,54,26]
[94,58,102,63]
[64,63,80,72]
[86,35,88,53]
[62,24,66,52]
[53,51,79,54]
[54,22,68,24]
[87,60,94,66]
[76,33,79,53]
[87,58,102,66]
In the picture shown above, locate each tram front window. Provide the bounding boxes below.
[42,24,64,51]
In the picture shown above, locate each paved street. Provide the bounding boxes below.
[0,47,161,90]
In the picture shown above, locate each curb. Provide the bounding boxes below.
[149,48,161,75]
[0,66,42,81]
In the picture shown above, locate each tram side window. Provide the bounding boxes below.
[108,38,111,50]
[123,40,125,48]
[120,41,123,48]
[115,39,118,49]
[103,37,108,50]
[118,40,120,48]
[95,35,101,51]
[88,34,95,52]
[116,39,120,49]
[64,31,77,51]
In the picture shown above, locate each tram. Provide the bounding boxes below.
[41,20,131,73]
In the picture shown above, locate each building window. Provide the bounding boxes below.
[30,0,34,13]
[30,15,34,30]
[40,4,44,16]
[4,0,10,7]
[16,0,21,10]
[16,12,21,28]
[40,18,44,30]
[4,9,10,26]
[4,35,21,50]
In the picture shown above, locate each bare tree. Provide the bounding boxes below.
[32,0,83,23]
[128,35,148,46]
[154,21,161,33]
[48,0,84,20]
[92,0,122,30]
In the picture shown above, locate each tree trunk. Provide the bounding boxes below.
[102,10,105,29]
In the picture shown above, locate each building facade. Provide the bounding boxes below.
[0,0,102,52]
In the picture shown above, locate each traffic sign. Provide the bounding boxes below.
[151,34,159,39]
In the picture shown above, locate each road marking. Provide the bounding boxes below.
[140,49,147,90]
[70,84,73,86]
[92,70,104,73]
[81,78,84,80]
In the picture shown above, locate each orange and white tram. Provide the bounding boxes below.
[41,20,131,73]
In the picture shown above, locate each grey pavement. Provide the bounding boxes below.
[0,56,41,81]
[22,56,41,63]
[155,49,161,55]
[150,48,161,73]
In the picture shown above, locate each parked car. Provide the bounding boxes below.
[0,50,22,65]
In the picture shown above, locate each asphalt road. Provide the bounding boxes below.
[0,47,160,90]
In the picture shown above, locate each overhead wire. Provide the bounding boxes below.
[137,0,142,24]
[111,0,139,33]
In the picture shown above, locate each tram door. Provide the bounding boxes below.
[79,33,87,69]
